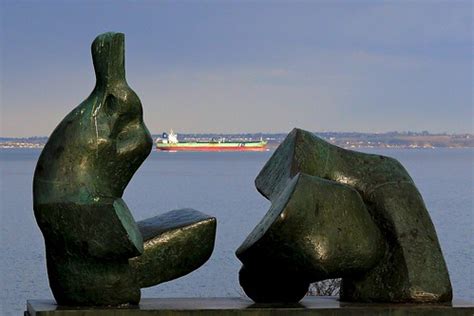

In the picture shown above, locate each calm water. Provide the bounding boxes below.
[0,148,473,314]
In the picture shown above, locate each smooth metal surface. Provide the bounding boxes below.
[237,128,452,303]
[26,297,474,315]
[32,32,216,306]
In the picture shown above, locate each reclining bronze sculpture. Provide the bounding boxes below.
[32,31,451,307]
[33,32,216,306]
[237,128,452,303]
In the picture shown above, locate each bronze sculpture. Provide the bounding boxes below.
[237,128,452,303]
[33,32,216,306]
[32,31,452,307]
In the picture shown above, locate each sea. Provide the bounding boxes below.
[0,147,473,314]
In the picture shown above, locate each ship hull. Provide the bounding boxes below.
[156,142,267,152]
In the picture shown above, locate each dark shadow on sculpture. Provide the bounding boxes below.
[33,32,216,306]
[236,128,452,303]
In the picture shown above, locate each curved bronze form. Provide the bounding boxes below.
[33,32,216,306]
[237,128,452,303]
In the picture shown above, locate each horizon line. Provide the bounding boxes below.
[1,130,473,139]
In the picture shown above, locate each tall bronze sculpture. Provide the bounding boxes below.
[237,128,452,303]
[33,32,216,306]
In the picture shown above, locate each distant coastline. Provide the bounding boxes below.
[1,132,472,149]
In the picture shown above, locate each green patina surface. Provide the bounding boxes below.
[33,32,216,306]
[236,128,452,303]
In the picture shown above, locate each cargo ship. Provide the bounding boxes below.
[156,130,267,152]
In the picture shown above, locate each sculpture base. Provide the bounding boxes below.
[26,297,474,316]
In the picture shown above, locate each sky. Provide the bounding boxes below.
[0,0,472,137]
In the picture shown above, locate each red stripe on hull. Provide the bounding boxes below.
[157,146,267,152]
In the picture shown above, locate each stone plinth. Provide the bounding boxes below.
[26,297,474,316]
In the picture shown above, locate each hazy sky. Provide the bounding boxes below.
[1,1,472,137]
